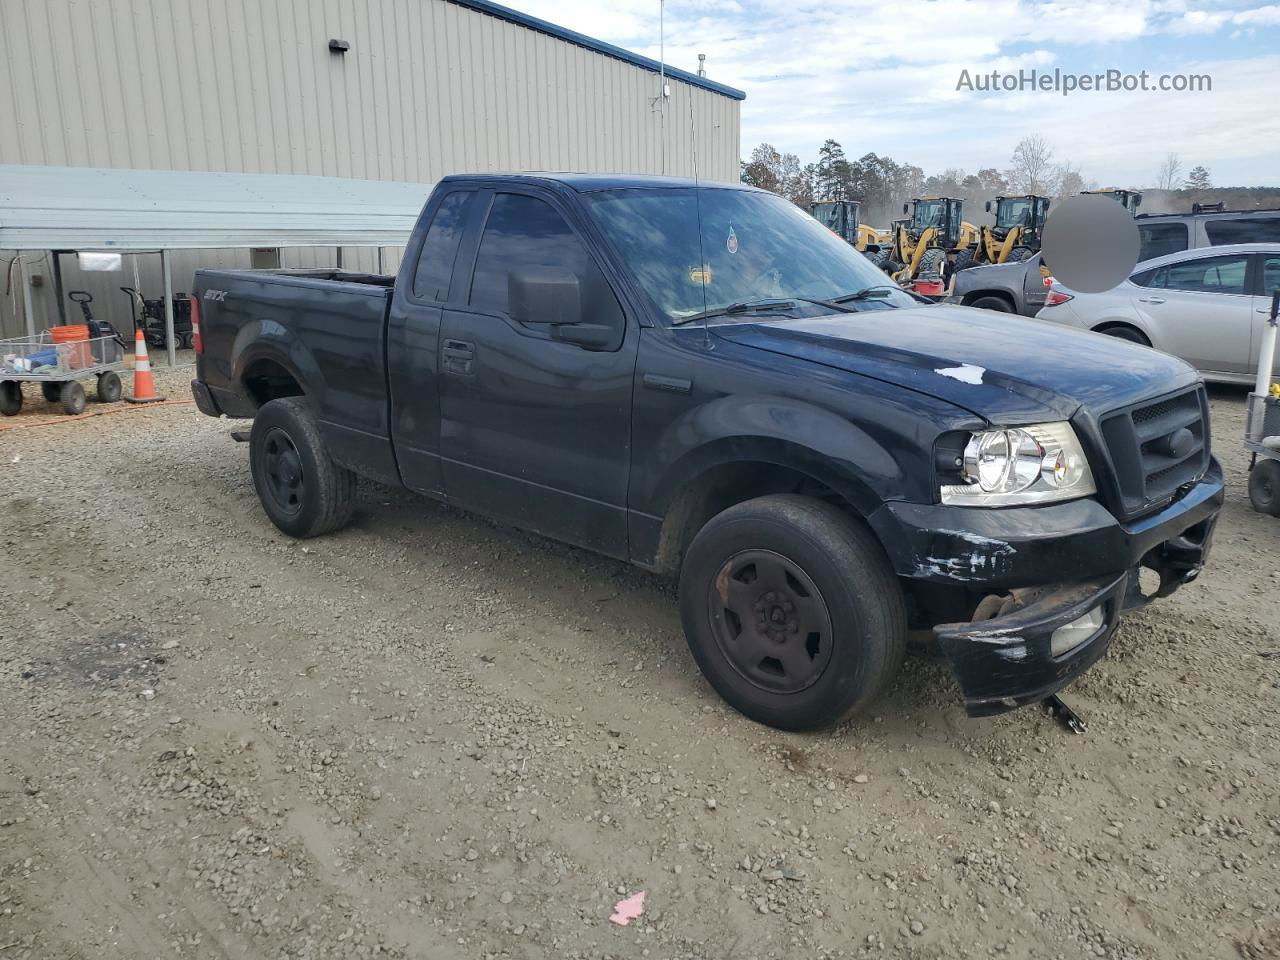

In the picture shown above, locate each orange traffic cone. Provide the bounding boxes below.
[125,327,164,404]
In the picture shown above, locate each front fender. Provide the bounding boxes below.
[641,393,911,520]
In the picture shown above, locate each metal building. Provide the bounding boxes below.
[0,0,744,338]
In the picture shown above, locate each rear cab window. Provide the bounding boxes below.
[412,191,475,301]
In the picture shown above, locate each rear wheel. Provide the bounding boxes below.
[97,371,123,403]
[679,495,906,730]
[1008,245,1034,262]
[1248,459,1280,516]
[0,381,21,416]
[60,380,86,415]
[1096,324,1151,346]
[41,382,62,403]
[968,295,1013,313]
[953,249,976,273]
[249,396,356,538]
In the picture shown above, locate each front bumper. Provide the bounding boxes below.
[867,459,1224,715]
[934,573,1127,716]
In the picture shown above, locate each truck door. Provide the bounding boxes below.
[386,188,480,496]
[437,189,637,557]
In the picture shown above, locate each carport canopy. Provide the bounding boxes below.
[0,163,432,251]
[0,163,433,363]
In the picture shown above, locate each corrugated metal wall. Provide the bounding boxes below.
[0,0,741,338]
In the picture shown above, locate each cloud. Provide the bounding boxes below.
[510,0,1280,184]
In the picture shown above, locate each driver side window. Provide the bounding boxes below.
[469,193,623,344]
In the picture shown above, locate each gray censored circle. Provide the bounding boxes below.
[1041,194,1140,294]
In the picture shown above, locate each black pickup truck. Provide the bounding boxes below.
[191,174,1223,730]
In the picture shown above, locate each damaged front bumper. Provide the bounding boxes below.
[867,459,1224,716]
[933,573,1127,716]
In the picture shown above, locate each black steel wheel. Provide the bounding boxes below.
[0,381,21,417]
[707,549,835,694]
[97,371,123,403]
[249,397,356,538]
[260,427,306,519]
[60,380,86,415]
[680,494,906,730]
[1249,459,1280,517]
[41,381,62,403]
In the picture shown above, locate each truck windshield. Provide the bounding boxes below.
[584,187,912,323]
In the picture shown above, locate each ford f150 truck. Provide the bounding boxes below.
[190,174,1223,731]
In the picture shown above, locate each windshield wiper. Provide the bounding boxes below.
[672,298,801,326]
[830,285,898,303]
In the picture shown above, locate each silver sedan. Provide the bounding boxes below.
[1036,243,1280,384]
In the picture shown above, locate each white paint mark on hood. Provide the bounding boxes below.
[935,363,985,384]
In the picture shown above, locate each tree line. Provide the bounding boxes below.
[741,136,1278,226]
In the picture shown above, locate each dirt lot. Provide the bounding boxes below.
[1,366,1277,960]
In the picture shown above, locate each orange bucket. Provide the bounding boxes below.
[51,324,92,368]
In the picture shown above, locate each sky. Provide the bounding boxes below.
[513,0,1280,188]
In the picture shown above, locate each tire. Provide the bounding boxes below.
[0,381,21,417]
[97,371,123,403]
[1248,459,1280,517]
[60,380,86,415]
[917,248,945,280]
[41,382,62,403]
[1008,246,1034,262]
[1096,324,1151,346]
[968,295,1014,313]
[249,396,357,538]
[678,494,907,731]
[953,249,976,273]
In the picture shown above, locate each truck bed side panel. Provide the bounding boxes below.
[194,269,399,485]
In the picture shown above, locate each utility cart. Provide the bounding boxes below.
[0,330,126,416]
[1246,290,1280,516]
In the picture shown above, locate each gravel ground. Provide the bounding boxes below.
[1,367,1277,960]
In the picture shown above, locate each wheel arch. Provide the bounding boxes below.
[642,437,886,576]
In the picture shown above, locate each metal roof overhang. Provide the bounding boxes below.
[0,165,433,251]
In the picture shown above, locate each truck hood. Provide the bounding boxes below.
[711,304,1199,423]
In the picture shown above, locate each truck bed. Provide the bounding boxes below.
[194,268,401,484]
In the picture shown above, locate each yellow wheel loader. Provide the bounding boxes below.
[888,197,978,284]
[810,199,891,268]
[955,194,1050,272]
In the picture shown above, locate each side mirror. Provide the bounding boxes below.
[508,266,582,326]
[1133,196,1142,209]
[984,200,991,213]
[902,202,909,215]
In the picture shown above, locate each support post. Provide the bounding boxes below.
[19,256,38,338]
[162,249,177,366]
[51,251,67,325]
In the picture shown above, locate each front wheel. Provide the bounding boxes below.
[0,381,21,416]
[60,380,86,415]
[679,495,906,730]
[249,397,356,538]
[1249,459,1280,516]
[97,371,123,403]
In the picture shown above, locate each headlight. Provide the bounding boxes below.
[940,422,1096,506]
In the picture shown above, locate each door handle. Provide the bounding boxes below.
[1137,297,1166,304]
[442,339,475,375]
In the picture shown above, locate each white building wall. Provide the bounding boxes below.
[0,0,742,337]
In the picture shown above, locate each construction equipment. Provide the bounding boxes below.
[1081,188,1143,215]
[956,195,1050,271]
[810,199,891,267]
[888,197,979,284]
